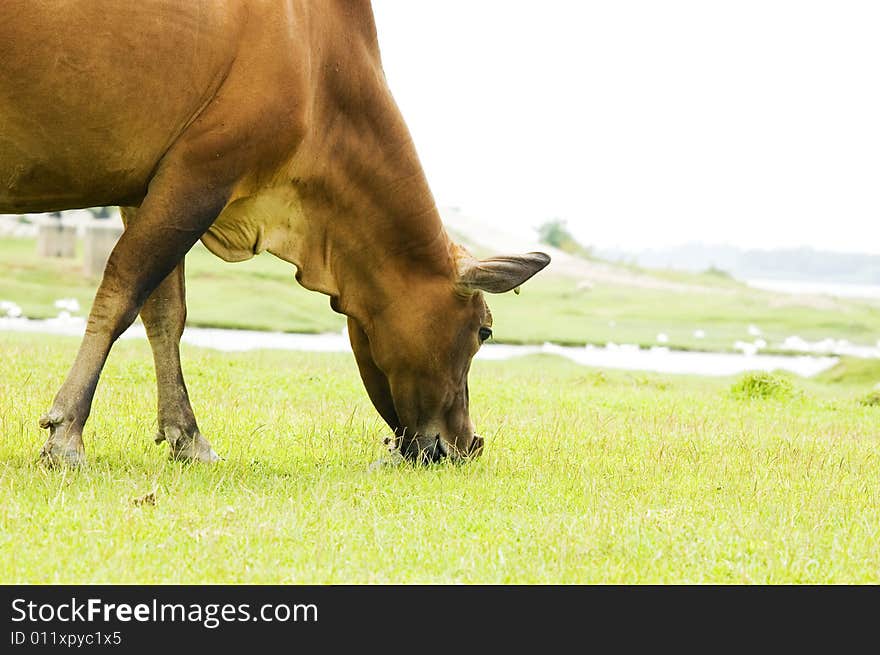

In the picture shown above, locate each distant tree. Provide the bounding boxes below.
[537,218,594,260]
[88,206,113,219]
[704,265,733,279]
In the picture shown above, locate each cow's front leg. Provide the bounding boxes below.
[39,178,229,467]
[120,208,218,463]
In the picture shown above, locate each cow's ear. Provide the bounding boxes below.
[457,252,551,294]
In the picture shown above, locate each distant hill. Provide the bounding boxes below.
[596,243,880,285]
[438,208,880,289]
[439,208,744,294]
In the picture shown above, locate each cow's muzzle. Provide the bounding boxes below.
[384,433,484,464]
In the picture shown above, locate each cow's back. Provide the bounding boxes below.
[0,1,245,212]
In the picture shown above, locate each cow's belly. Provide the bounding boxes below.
[0,0,241,212]
[0,129,156,213]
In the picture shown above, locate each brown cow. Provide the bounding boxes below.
[0,1,550,466]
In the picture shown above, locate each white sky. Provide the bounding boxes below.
[371,1,880,253]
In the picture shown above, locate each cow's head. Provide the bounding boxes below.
[347,247,550,464]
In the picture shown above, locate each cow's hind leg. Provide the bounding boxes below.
[120,207,218,462]
[39,177,229,467]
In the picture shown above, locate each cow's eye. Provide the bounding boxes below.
[478,327,493,342]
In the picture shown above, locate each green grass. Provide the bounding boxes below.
[2,236,880,352]
[0,237,344,334]
[1,332,879,583]
[730,372,797,401]
[486,276,880,352]
[814,356,880,387]
[859,391,880,407]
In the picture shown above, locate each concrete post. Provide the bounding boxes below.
[36,216,77,258]
[82,219,124,278]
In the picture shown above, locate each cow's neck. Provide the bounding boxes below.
[276,46,459,324]
[264,171,453,326]
[205,176,453,324]
[205,140,453,331]
[203,21,456,327]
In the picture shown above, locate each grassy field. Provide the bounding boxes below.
[1,332,878,583]
[0,237,342,335]
[2,236,879,353]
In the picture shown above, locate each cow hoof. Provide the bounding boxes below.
[39,413,86,468]
[163,428,221,464]
[171,445,221,464]
[39,440,86,468]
